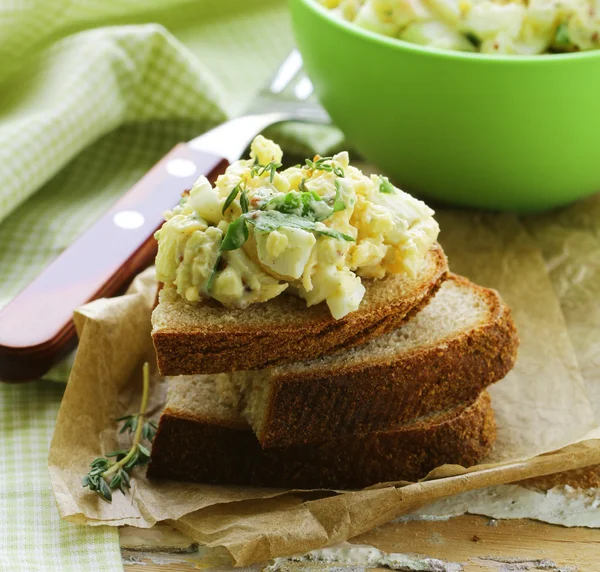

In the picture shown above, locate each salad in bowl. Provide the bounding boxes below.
[320,0,600,54]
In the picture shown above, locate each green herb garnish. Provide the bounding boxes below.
[222,181,244,214]
[207,217,250,291]
[240,190,249,214]
[221,216,250,251]
[251,160,282,183]
[554,23,570,46]
[206,252,221,292]
[465,31,481,48]
[379,176,396,194]
[265,190,333,222]
[305,156,345,177]
[248,211,354,241]
[207,157,353,288]
[82,363,157,503]
[299,178,345,215]
[333,179,345,212]
[208,210,354,261]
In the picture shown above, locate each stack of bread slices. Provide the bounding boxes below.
[148,244,518,489]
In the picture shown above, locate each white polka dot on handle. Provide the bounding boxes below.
[166,158,197,177]
[113,210,145,230]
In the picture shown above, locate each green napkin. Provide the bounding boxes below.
[0,381,121,571]
[0,1,342,569]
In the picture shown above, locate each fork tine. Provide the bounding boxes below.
[293,76,314,100]
[269,49,303,94]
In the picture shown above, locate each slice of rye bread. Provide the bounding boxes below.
[225,274,518,448]
[152,244,448,376]
[148,374,496,490]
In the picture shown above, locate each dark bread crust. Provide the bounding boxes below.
[148,392,496,490]
[152,245,448,376]
[257,275,518,448]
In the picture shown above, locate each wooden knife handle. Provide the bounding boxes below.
[0,144,227,382]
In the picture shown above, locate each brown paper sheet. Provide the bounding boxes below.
[49,203,600,565]
[49,271,290,528]
[523,194,600,422]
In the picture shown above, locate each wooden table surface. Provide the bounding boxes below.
[119,515,600,571]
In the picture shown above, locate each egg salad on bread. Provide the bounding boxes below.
[155,136,439,319]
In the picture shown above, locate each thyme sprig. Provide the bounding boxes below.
[82,362,157,502]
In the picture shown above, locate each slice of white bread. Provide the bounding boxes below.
[152,244,448,375]
[148,374,496,490]
[225,274,518,448]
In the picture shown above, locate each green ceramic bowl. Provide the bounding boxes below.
[290,0,600,212]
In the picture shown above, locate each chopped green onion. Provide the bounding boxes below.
[379,176,396,194]
[554,23,570,46]
[333,179,345,212]
[222,181,242,214]
[220,216,249,251]
[465,32,481,48]
[240,190,249,214]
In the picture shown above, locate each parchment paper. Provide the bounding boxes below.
[523,194,600,421]
[49,270,291,529]
[49,206,600,566]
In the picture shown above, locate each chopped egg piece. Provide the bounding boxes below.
[256,227,317,280]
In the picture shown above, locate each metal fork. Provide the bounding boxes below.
[189,49,330,162]
[0,50,331,382]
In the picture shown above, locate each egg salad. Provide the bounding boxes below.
[320,0,600,54]
[155,136,439,320]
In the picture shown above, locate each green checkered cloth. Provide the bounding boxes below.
[0,381,120,571]
[0,1,342,569]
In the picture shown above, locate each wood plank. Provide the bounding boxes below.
[121,515,600,571]
[120,524,196,552]
[356,515,600,571]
